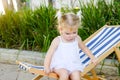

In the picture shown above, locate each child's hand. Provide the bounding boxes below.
[44,68,51,75]
[91,58,98,65]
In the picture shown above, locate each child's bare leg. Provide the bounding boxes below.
[54,68,69,80]
[70,70,81,80]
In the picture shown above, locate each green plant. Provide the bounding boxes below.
[99,59,105,75]
[78,28,90,40]
[111,53,120,76]
[25,5,57,52]
[0,0,120,53]
[0,10,24,48]
[118,63,120,76]
[80,0,109,35]
[108,0,120,25]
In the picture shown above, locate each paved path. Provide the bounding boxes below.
[0,62,36,80]
[1,62,120,80]
[0,63,120,80]
[0,63,56,80]
[0,48,120,80]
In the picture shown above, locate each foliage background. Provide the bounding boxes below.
[0,0,120,52]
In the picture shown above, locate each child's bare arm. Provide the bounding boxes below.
[44,37,59,74]
[77,36,97,64]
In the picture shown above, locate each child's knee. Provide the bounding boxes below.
[70,71,81,80]
[60,73,69,80]
[55,69,69,80]
[59,70,69,79]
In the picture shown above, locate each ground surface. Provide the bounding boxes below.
[96,65,120,80]
[0,62,120,80]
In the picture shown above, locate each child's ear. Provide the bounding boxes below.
[59,27,63,34]
[59,27,62,31]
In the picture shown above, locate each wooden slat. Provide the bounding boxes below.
[114,43,120,62]
[80,43,119,76]
[29,68,58,79]
[16,61,30,70]
[90,69,99,80]
[32,75,43,80]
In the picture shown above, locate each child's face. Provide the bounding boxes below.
[60,27,78,42]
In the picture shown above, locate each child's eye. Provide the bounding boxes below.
[65,33,70,35]
[73,32,77,34]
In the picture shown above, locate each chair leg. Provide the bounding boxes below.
[114,46,120,62]
[83,69,101,80]
[32,75,43,80]
[90,69,99,80]
[83,74,93,80]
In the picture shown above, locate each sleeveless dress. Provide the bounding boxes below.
[50,36,84,73]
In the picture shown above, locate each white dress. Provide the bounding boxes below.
[50,36,84,73]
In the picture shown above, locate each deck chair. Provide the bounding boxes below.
[16,25,120,80]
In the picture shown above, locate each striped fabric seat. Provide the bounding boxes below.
[19,62,44,71]
[17,25,120,80]
[80,26,120,67]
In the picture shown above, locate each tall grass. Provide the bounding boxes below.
[109,0,120,25]
[80,0,108,35]
[76,0,120,40]
[0,10,24,48]
[0,0,120,52]
[23,5,57,52]
[0,6,57,52]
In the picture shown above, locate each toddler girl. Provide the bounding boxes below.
[44,11,97,80]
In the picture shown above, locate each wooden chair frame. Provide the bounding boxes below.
[17,25,120,80]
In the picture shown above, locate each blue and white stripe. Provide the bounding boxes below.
[19,62,44,71]
[79,27,120,67]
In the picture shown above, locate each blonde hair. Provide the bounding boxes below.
[56,11,80,31]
